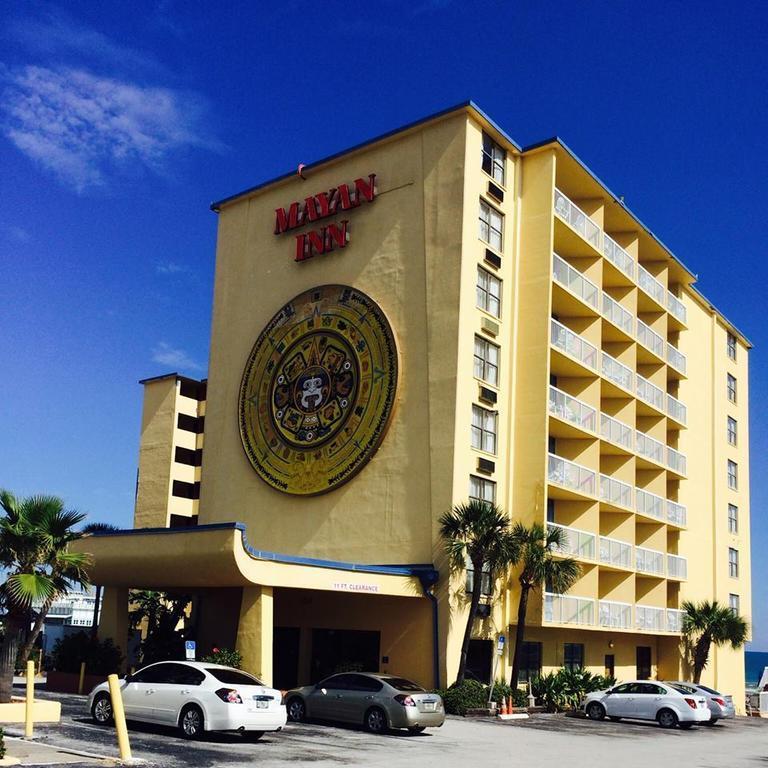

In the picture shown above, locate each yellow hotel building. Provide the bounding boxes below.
[79,102,752,707]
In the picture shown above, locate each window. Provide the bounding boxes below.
[382,678,424,692]
[479,199,504,252]
[474,336,499,385]
[728,504,738,534]
[638,683,666,695]
[636,646,652,680]
[206,667,263,685]
[729,548,739,578]
[727,374,737,404]
[481,132,506,185]
[469,475,496,504]
[132,663,174,684]
[476,267,501,318]
[348,674,384,692]
[728,460,738,490]
[604,654,615,679]
[471,405,497,454]
[174,446,202,466]
[178,413,204,433]
[727,417,737,446]
[563,643,584,670]
[466,557,492,596]
[727,332,737,361]
[520,642,543,683]
[729,594,740,614]
[172,480,200,500]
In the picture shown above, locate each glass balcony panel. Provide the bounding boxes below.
[637,319,665,358]
[601,352,633,391]
[636,604,665,631]
[636,546,665,575]
[602,233,635,279]
[667,291,687,324]
[599,474,632,509]
[601,292,634,335]
[666,343,687,374]
[548,453,596,496]
[547,522,596,560]
[667,608,683,633]
[667,554,688,579]
[551,319,598,370]
[549,386,597,433]
[600,413,633,449]
[553,189,601,250]
[544,592,595,626]
[667,394,687,425]
[636,374,664,410]
[667,447,687,475]
[552,253,599,308]
[636,488,664,520]
[599,536,632,569]
[598,599,632,629]
[638,265,666,305]
[667,500,687,526]
[636,430,665,464]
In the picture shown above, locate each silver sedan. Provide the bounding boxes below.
[285,672,444,734]
[664,681,736,723]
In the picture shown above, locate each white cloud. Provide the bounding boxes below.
[156,261,186,275]
[151,342,203,372]
[1,65,213,192]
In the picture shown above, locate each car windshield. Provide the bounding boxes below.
[385,677,424,692]
[669,684,695,694]
[205,668,263,686]
[697,684,720,695]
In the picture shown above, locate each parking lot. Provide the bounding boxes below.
[7,690,768,768]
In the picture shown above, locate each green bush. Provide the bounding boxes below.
[200,647,242,668]
[439,679,487,715]
[51,632,123,675]
[530,668,615,712]
[0,726,5,760]
[489,681,528,708]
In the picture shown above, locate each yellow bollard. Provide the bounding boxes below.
[25,660,34,738]
[107,674,132,762]
[77,661,86,695]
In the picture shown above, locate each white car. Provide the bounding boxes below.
[583,680,710,729]
[88,661,286,740]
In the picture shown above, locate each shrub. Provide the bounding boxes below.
[0,726,5,760]
[530,668,615,712]
[200,647,242,668]
[51,632,123,675]
[440,679,487,715]
[490,681,528,708]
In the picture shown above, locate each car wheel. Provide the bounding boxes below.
[179,704,205,740]
[364,707,388,734]
[609,716,621,722]
[91,693,113,725]
[243,730,265,742]
[679,722,694,730]
[657,708,678,729]
[586,702,606,721]
[408,726,426,734]
[287,697,306,723]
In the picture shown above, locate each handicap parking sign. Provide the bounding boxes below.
[185,640,196,660]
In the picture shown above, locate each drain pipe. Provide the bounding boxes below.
[418,570,440,690]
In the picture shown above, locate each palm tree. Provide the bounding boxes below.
[509,522,580,690]
[439,500,520,685]
[682,600,748,683]
[81,522,120,638]
[0,491,90,702]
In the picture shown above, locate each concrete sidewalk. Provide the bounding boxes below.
[3,736,115,766]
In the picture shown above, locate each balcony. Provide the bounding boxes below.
[548,453,596,498]
[667,500,687,527]
[638,265,666,307]
[636,604,666,631]
[666,343,687,375]
[667,291,687,326]
[636,430,665,465]
[601,352,633,392]
[602,233,635,280]
[548,522,596,560]
[544,592,595,626]
[636,546,665,576]
[667,446,687,476]
[636,374,664,412]
[551,319,598,371]
[552,253,599,309]
[600,413,633,450]
[553,189,601,251]
[636,488,664,521]
[667,394,687,426]
[599,536,633,569]
[601,292,634,336]
[667,608,684,633]
[598,599,632,629]
[667,554,688,579]
[549,386,597,434]
[599,474,632,510]
[637,319,665,360]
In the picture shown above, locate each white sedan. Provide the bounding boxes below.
[88,661,286,740]
[583,680,710,729]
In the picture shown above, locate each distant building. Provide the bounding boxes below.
[34,589,100,657]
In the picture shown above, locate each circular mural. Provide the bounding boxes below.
[238,285,398,495]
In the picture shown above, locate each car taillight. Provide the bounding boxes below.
[394,694,416,707]
[215,688,243,704]
[712,697,726,707]
[684,698,697,710]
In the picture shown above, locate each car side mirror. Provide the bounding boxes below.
[124,674,133,684]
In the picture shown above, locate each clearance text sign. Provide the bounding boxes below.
[274,174,377,262]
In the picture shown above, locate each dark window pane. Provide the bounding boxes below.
[349,674,384,692]
[384,677,424,692]
[205,668,263,685]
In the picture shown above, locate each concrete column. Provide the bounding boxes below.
[236,586,273,686]
[99,587,129,672]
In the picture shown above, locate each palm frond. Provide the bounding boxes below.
[6,573,56,606]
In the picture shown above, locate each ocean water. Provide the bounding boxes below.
[745,651,768,686]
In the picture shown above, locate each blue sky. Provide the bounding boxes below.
[1,1,766,647]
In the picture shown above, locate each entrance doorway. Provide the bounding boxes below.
[636,646,651,680]
[273,627,300,690]
[604,654,615,679]
[466,639,493,683]
[310,628,380,683]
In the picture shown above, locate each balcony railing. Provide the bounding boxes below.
[667,608,684,633]
[667,291,687,325]
[637,319,665,358]
[544,592,595,626]
[600,412,633,450]
[553,253,599,309]
[667,446,687,475]
[638,265,666,306]
[549,386,597,433]
[667,554,688,579]
[636,430,665,465]
[636,604,666,631]
[636,488,664,521]
[601,292,634,335]
[666,343,686,374]
[667,394,687,425]
[636,374,664,411]
[553,189,601,250]
[667,500,687,527]
[602,233,635,279]
[601,352,633,391]
[548,522,596,560]
[548,453,596,497]
[599,536,633,569]
[551,319,598,370]
[599,474,632,509]
[636,546,665,576]
[598,599,632,629]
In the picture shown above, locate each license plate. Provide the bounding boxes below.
[255,700,268,709]
[423,702,436,712]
